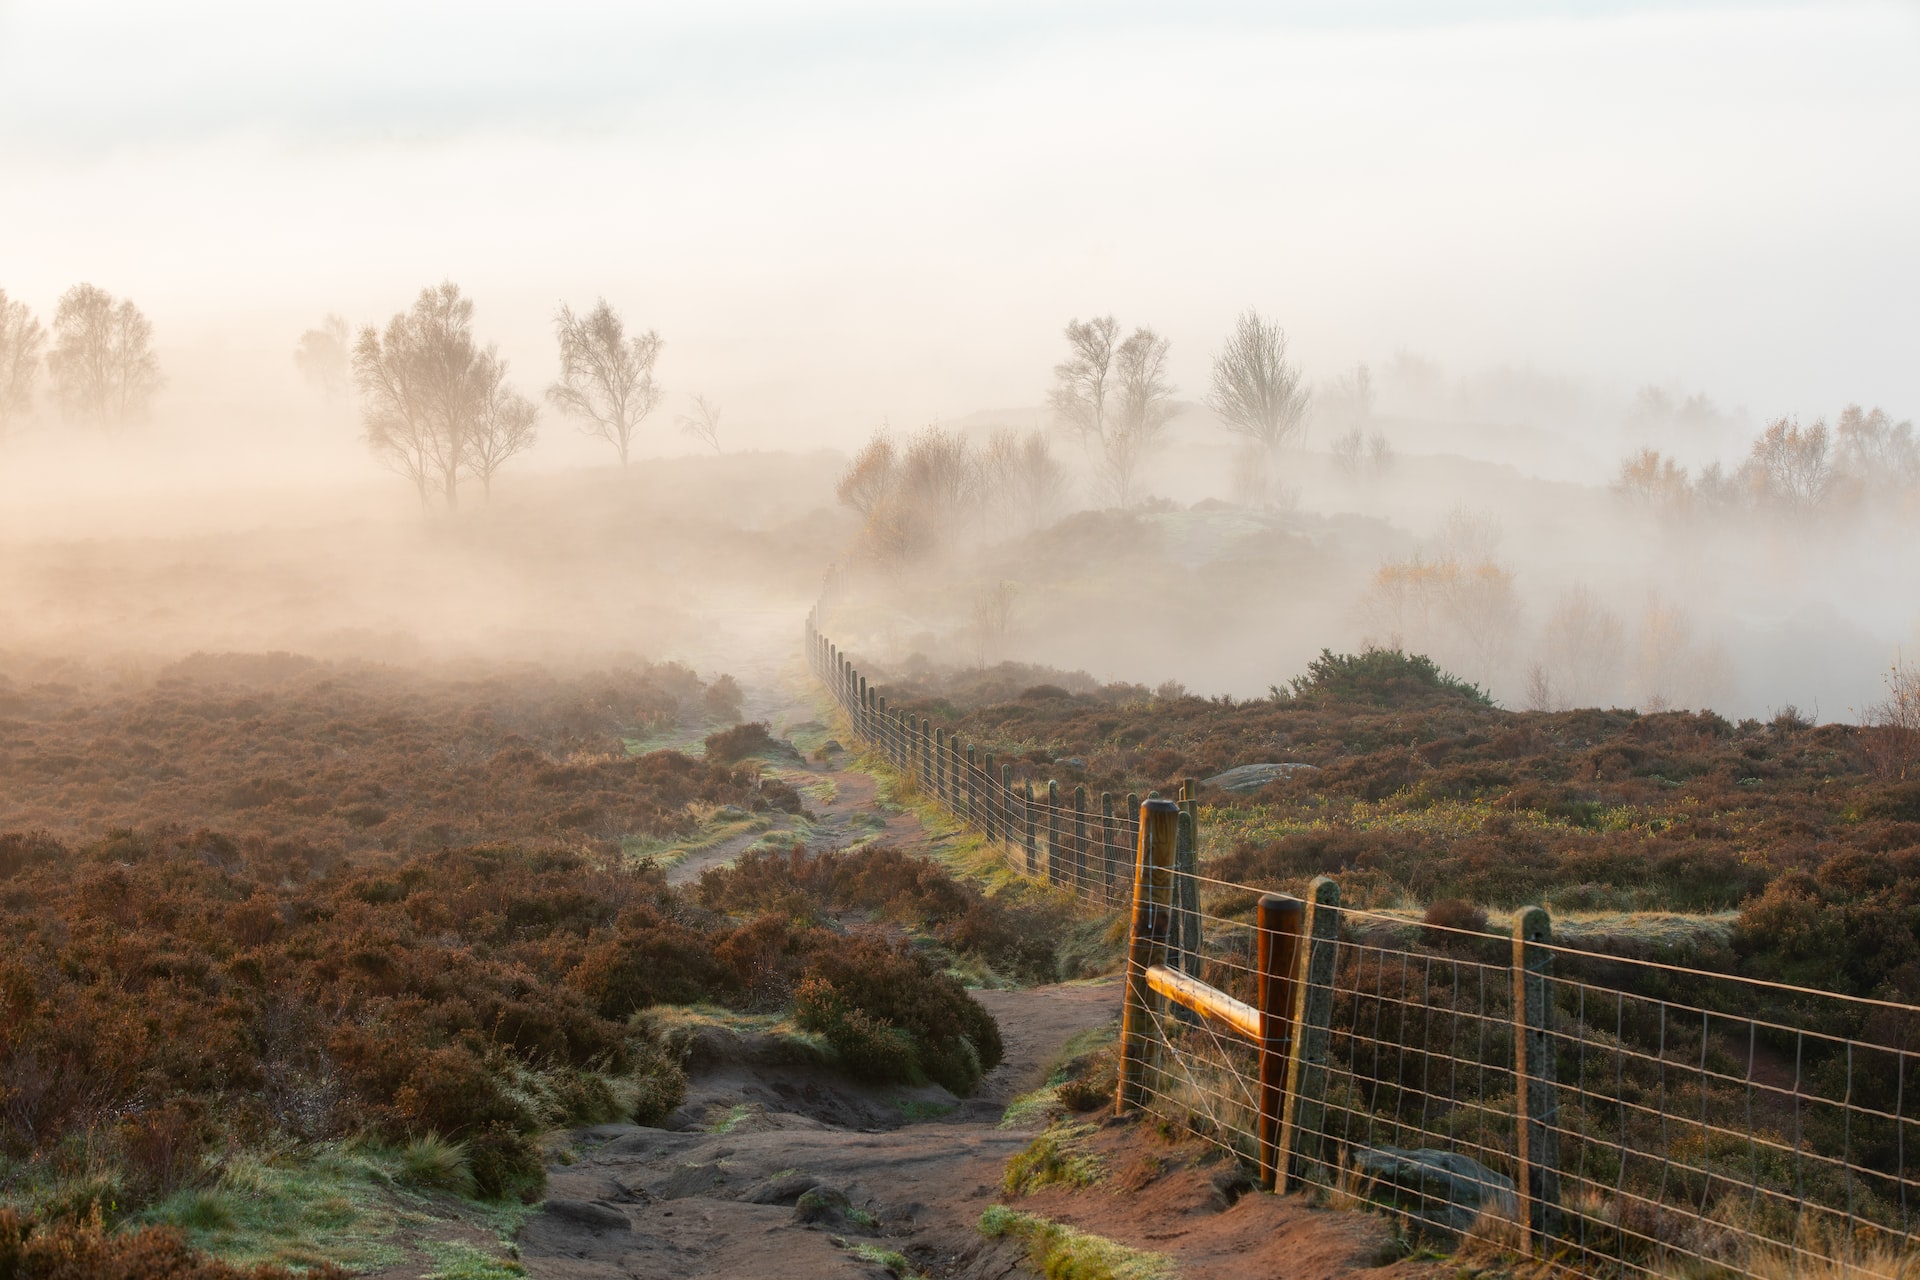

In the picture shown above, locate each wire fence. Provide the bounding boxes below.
[807,616,1920,1278]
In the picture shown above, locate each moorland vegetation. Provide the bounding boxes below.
[863,645,1920,1003]
[0,660,1054,1276]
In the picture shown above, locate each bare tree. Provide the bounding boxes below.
[465,349,539,501]
[1613,448,1692,514]
[547,299,661,467]
[1047,316,1119,445]
[1319,362,1374,434]
[982,428,1068,532]
[1863,653,1920,781]
[0,289,45,431]
[1207,308,1309,456]
[836,432,897,518]
[47,284,163,426]
[1104,327,1175,506]
[1740,417,1833,513]
[899,425,977,518]
[970,580,1018,666]
[294,314,351,404]
[1540,586,1625,709]
[353,282,484,513]
[677,394,723,454]
[1835,405,1919,499]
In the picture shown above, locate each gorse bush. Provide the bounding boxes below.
[1286,647,1493,707]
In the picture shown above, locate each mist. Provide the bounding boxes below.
[2,1,1916,723]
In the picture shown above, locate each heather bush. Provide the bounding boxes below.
[792,938,1002,1095]
[703,720,776,765]
[0,1207,348,1279]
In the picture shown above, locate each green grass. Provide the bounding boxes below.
[139,1143,413,1273]
[845,1242,925,1277]
[620,810,773,868]
[641,1003,835,1068]
[422,1238,527,1280]
[978,1205,1173,1280]
[1003,1123,1105,1194]
[124,1139,542,1276]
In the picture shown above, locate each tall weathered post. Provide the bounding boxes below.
[965,746,978,827]
[1073,785,1089,896]
[1001,763,1014,854]
[1125,792,1141,901]
[981,754,997,840]
[1023,781,1038,875]
[1045,781,1062,886]
[1100,793,1117,902]
[1256,894,1305,1191]
[1116,798,1181,1115]
[1512,905,1560,1255]
[934,727,947,803]
[1278,876,1341,1192]
[1177,780,1202,979]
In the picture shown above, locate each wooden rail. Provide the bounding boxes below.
[1145,963,1260,1040]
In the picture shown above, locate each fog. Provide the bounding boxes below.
[2,2,1916,722]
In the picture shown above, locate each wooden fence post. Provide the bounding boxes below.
[1125,792,1141,902]
[1116,798,1181,1115]
[966,747,978,827]
[1278,875,1340,1192]
[1175,807,1201,980]
[982,755,996,839]
[1046,780,1062,886]
[1024,781,1038,875]
[1073,785,1088,897]
[874,695,886,753]
[952,729,967,809]
[1001,764,1014,854]
[1257,893,1306,1192]
[1512,905,1560,1255]
[1100,792,1117,902]
[934,727,946,803]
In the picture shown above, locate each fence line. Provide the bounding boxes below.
[805,614,1920,1277]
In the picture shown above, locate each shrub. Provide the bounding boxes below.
[1422,898,1489,949]
[703,721,775,765]
[1287,647,1492,707]
[396,1135,476,1196]
[0,1207,348,1279]
[464,1123,545,1202]
[792,938,1001,1095]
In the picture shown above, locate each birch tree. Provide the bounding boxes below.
[547,299,662,466]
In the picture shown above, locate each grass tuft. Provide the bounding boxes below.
[978,1205,1172,1280]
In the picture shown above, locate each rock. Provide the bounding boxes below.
[1347,1146,1518,1232]
[1201,763,1318,794]
[793,1185,868,1231]
[542,1198,632,1232]
[743,1172,822,1205]
[820,740,844,756]
[716,804,751,819]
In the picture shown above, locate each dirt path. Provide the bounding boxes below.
[521,657,1439,1279]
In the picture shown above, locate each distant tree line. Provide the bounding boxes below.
[0,284,163,432]
[293,285,718,511]
[1614,406,1918,522]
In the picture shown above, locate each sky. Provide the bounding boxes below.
[2,0,1916,446]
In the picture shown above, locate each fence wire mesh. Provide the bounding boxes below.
[809,622,1920,1277]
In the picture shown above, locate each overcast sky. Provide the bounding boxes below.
[3,1,1915,443]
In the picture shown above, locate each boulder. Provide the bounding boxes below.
[1201,763,1318,794]
[743,1172,822,1205]
[541,1198,631,1232]
[1347,1146,1518,1233]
